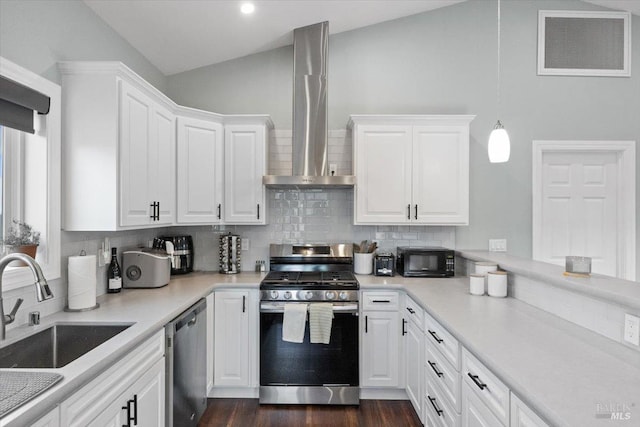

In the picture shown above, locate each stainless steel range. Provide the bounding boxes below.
[259,243,359,405]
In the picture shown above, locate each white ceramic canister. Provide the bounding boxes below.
[469,274,485,296]
[354,252,374,275]
[487,271,508,297]
[474,261,498,276]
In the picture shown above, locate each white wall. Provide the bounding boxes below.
[166,0,640,270]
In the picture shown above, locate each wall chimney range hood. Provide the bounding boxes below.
[263,21,355,188]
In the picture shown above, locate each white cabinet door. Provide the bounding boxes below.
[405,317,423,421]
[354,125,413,224]
[149,104,176,225]
[224,125,266,224]
[119,80,153,227]
[511,393,549,427]
[176,116,224,223]
[214,290,250,386]
[361,310,401,387]
[413,125,469,225]
[461,382,504,427]
[88,357,165,427]
[31,407,60,427]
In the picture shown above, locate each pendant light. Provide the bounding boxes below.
[488,0,510,163]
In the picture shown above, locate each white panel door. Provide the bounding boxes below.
[176,117,223,223]
[224,125,266,224]
[149,105,175,225]
[361,311,400,387]
[119,80,152,226]
[214,291,250,387]
[538,151,618,276]
[413,126,469,225]
[461,383,503,427]
[354,125,412,224]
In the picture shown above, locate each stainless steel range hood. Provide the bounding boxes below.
[263,21,355,188]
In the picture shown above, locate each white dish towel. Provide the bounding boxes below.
[282,303,308,343]
[309,303,334,344]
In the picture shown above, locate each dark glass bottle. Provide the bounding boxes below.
[107,247,122,293]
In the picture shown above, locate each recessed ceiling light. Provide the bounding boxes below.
[240,3,255,14]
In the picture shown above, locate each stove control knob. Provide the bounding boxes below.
[269,290,279,300]
[304,291,314,300]
[338,291,349,301]
[284,291,292,300]
[326,291,337,300]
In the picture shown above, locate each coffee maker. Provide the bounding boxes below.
[154,235,194,275]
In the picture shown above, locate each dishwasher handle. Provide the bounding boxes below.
[171,298,207,333]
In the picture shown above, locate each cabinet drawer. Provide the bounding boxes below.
[425,372,460,427]
[511,393,549,427]
[425,311,460,370]
[426,345,461,413]
[362,291,399,311]
[404,294,424,330]
[462,348,509,426]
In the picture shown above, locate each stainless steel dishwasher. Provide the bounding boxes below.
[165,298,207,427]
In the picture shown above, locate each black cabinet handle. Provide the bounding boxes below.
[157,202,160,220]
[468,373,488,390]
[407,204,411,220]
[428,395,443,416]
[428,360,444,378]
[414,204,418,220]
[257,203,260,220]
[217,203,221,219]
[149,202,156,220]
[406,307,415,314]
[242,295,246,313]
[121,401,131,427]
[132,394,138,425]
[428,329,444,344]
[121,394,137,427]
[402,318,407,336]
[365,315,368,333]
[372,299,390,303]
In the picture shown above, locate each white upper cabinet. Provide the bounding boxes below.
[60,62,176,230]
[176,114,224,224]
[350,115,474,226]
[224,121,270,224]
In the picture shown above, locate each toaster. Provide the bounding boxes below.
[122,250,171,288]
[374,253,395,276]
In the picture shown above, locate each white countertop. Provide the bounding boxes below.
[3,271,639,427]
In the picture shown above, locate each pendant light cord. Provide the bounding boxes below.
[496,0,502,121]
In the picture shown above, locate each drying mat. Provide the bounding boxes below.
[0,371,63,417]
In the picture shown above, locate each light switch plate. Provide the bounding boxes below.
[624,314,640,346]
[241,238,250,251]
[489,239,507,252]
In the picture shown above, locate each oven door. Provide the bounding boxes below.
[260,301,359,388]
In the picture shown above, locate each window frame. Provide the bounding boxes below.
[0,57,61,291]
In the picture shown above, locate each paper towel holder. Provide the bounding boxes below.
[64,250,100,312]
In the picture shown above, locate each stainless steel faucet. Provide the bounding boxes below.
[0,253,53,340]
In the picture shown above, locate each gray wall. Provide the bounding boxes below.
[0,0,167,90]
[166,0,640,264]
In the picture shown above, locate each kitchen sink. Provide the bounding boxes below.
[0,323,133,369]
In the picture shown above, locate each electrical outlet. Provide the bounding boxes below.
[489,239,507,252]
[329,163,338,176]
[624,314,640,346]
[241,238,250,251]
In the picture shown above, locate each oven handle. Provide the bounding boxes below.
[259,302,359,314]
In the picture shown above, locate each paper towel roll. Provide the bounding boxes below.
[68,255,97,310]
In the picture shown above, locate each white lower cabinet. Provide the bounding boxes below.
[60,330,165,427]
[461,382,503,427]
[31,407,60,427]
[403,296,424,421]
[425,372,460,427]
[510,394,549,427]
[462,348,509,426]
[213,290,259,394]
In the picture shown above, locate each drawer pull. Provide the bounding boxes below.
[406,307,415,314]
[428,329,444,344]
[428,360,443,378]
[428,395,443,416]
[402,318,407,336]
[372,299,391,303]
[468,373,488,390]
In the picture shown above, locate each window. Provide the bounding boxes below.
[0,57,60,290]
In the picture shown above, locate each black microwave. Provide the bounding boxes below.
[396,247,455,277]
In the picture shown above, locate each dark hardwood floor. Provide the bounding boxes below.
[198,399,422,427]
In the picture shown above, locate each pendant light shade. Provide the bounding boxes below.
[488,120,510,163]
[488,0,510,163]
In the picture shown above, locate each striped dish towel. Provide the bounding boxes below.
[309,303,334,344]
